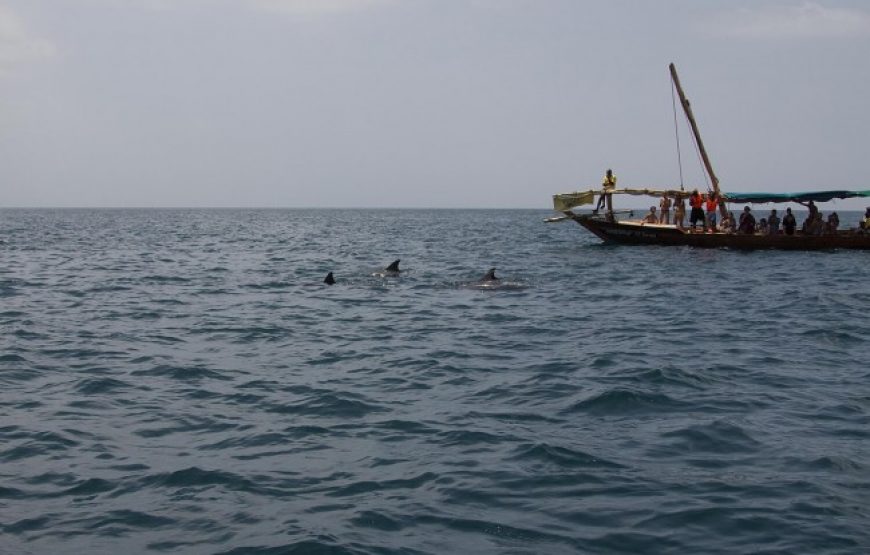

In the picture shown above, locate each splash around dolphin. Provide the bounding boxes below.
[460,268,527,290]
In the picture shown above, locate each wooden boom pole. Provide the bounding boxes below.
[669,63,728,219]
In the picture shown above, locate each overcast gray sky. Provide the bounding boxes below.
[1,0,869,208]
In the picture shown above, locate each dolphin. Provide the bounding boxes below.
[371,259,402,278]
[324,272,335,285]
[385,260,401,274]
[480,268,499,282]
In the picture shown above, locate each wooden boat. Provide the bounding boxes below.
[562,210,870,250]
[551,64,870,250]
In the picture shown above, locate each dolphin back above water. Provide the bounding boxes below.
[372,259,402,278]
[385,260,401,274]
[324,272,335,285]
[461,267,526,290]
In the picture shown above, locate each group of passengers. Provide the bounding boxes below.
[641,190,846,236]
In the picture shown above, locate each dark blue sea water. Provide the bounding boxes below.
[1,208,868,555]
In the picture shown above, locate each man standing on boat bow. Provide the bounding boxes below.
[594,169,617,215]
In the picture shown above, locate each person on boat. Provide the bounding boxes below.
[659,194,671,224]
[757,218,768,235]
[738,206,756,234]
[689,189,705,232]
[719,211,733,233]
[768,209,781,235]
[802,212,822,235]
[725,211,737,233]
[641,206,658,224]
[826,212,840,234]
[782,207,797,235]
[674,194,686,229]
[704,192,719,232]
[807,200,818,220]
[594,169,617,214]
[806,212,824,236]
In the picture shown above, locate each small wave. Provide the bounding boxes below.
[588,531,684,554]
[267,393,385,418]
[0,310,26,317]
[134,417,237,439]
[790,455,864,472]
[0,485,26,500]
[620,367,716,389]
[466,410,564,424]
[435,429,507,447]
[200,432,288,451]
[144,466,255,491]
[86,509,175,529]
[130,364,232,382]
[326,472,436,498]
[512,442,623,468]
[653,419,760,456]
[86,285,132,293]
[244,281,290,290]
[0,431,80,462]
[57,477,116,497]
[141,275,191,283]
[459,280,530,291]
[349,509,404,532]
[282,425,333,439]
[4,515,52,534]
[414,514,576,549]
[562,388,689,415]
[372,419,439,436]
[214,540,376,555]
[74,377,132,395]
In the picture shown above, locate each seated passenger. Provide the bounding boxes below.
[783,207,797,235]
[806,213,824,236]
[826,212,840,234]
[721,211,736,233]
[768,209,780,235]
[641,206,658,224]
[738,206,756,234]
[757,218,768,235]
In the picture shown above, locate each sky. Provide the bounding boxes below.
[1,0,869,209]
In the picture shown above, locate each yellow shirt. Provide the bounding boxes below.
[602,173,617,189]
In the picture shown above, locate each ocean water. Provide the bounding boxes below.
[1,208,868,555]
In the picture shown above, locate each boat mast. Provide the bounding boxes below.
[669,63,728,219]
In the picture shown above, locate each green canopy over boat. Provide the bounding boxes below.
[553,188,870,211]
[723,190,870,205]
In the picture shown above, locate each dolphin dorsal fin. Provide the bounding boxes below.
[324,272,335,285]
[386,260,401,272]
[482,268,499,281]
